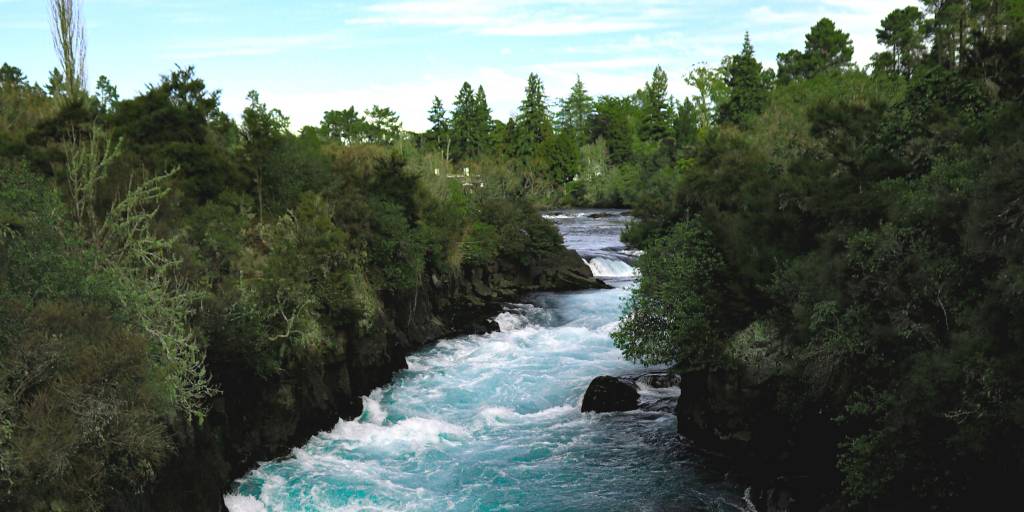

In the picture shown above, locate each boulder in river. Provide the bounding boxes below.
[581,376,640,412]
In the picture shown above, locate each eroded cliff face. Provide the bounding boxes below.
[136,247,602,511]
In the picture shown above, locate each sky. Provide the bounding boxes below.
[0,0,919,132]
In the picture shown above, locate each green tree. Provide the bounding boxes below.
[675,97,700,149]
[924,0,970,68]
[556,75,594,146]
[0,64,28,87]
[426,96,450,159]
[718,33,773,125]
[613,220,729,367]
[45,68,64,98]
[515,73,552,152]
[472,85,492,144]
[922,0,1023,69]
[1,64,52,145]
[450,82,485,161]
[320,107,368,144]
[778,18,855,82]
[805,18,855,73]
[364,105,402,145]
[241,90,289,222]
[639,66,673,144]
[873,7,927,77]
[591,96,638,165]
[94,75,119,113]
[541,131,581,184]
[684,65,729,133]
[110,66,241,204]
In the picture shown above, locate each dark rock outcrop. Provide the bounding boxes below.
[675,325,841,511]
[636,372,681,388]
[581,376,640,413]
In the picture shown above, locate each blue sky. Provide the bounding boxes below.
[1,0,918,131]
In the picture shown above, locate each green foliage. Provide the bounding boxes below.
[556,76,594,146]
[590,95,639,166]
[639,66,673,144]
[618,9,1024,508]
[320,106,369,144]
[0,165,178,510]
[450,82,491,161]
[1,63,54,156]
[718,34,774,125]
[110,66,242,204]
[515,73,553,157]
[462,221,500,265]
[684,66,729,135]
[777,18,855,83]
[319,105,402,146]
[613,220,729,368]
[872,7,927,77]
[2,55,581,510]
[426,96,450,158]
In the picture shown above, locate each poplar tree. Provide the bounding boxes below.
[48,0,87,99]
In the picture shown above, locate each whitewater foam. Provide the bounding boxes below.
[223,494,266,512]
[584,256,637,278]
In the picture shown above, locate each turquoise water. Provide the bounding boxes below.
[226,211,740,512]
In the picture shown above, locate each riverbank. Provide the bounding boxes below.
[136,238,603,511]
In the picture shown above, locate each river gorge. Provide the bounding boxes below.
[225,211,742,511]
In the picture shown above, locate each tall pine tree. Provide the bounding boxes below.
[718,33,773,125]
[451,82,478,161]
[639,66,672,144]
[473,85,493,145]
[556,75,594,146]
[515,73,552,155]
[426,96,450,159]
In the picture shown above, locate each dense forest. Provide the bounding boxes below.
[0,2,604,510]
[612,1,1024,510]
[3,0,1024,510]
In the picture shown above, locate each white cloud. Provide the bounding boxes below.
[349,0,687,37]
[165,33,348,60]
[480,20,656,37]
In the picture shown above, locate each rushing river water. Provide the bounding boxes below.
[226,210,740,511]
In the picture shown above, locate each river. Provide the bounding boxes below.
[225,209,740,511]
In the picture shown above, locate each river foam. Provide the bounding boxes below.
[584,256,636,278]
